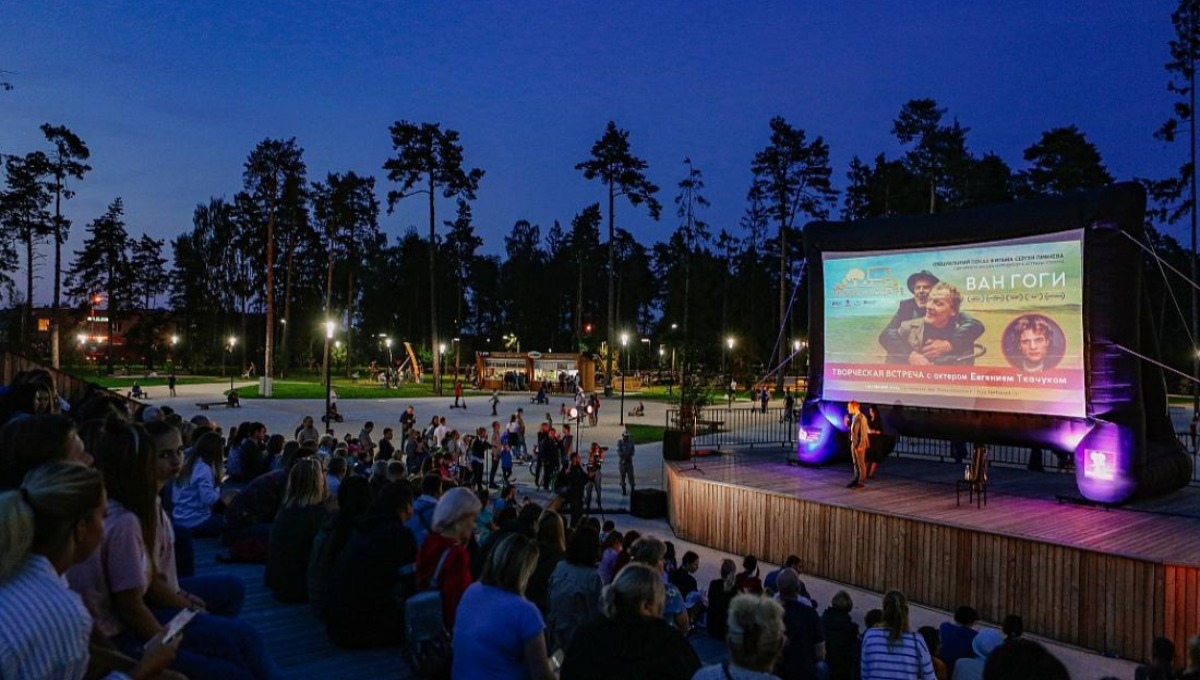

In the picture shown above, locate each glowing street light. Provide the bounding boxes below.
[620,333,630,426]
[323,321,336,429]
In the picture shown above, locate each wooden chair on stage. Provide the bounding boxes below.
[956,444,990,508]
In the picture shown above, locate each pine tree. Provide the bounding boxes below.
[68,198,132,375]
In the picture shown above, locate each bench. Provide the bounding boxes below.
[196,401,238,410]
[694,419,725,433]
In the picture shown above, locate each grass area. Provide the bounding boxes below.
[625,423,666,445]
[629,384,747,405]
[90,376,227,388]
[239,377,494,400]
[240,380,426,400]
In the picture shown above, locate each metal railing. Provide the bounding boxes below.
[665,406,797,449]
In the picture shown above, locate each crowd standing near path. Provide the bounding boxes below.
[0,369,1159,680]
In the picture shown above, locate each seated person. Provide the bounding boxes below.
[130,383,145,399]
[325,481,417,648]
[534,387,549,404]
[227,389,240,407]
[265,460,330,603]
[628,402,645,417]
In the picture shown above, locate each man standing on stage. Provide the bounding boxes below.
[847,401,870,489]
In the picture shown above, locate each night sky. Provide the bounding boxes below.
[1,1,1181,304]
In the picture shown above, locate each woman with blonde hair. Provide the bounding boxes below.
[861,589,935,680]
[452,533,555,679]
[561,563,700,680]
[265,458,330,602]
[414,486,481,631]
[0,462,178,679]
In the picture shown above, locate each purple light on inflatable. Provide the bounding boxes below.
[794,401,847,464]
[1074,420,1136,504]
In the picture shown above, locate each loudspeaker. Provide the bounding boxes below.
[630,488,667,519]
[662,430,693,461]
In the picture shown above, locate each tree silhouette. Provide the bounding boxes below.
[0,151,52,345]
[40,123,91,368]
[383,121,483,394]
[242,137,307,385]
[750,116,837,390]
[1018,126,1112,197]
[576,121,661,394]
[130,234,167,309]
[672,157,711,355]
[68,198,132,375]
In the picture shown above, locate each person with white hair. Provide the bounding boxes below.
[694,594,788,679]
[413,486,481,631]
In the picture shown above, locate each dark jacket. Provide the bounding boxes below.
[821,607,860,680]
[265,504,329,602]
[325,513,418,649]
[561,615,700,680]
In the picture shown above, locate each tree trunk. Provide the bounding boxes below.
[575,246,583,352]
[51,180,63,368]
[428,178,440,395]
[280,229,297,379]
[23,234,33,347]
[776,217,787,393]
[322,231,335,393]
[605,179,615,396]
[263,190,276,388]
[346,267,355,378]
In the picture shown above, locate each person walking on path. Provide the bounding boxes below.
[490,390,500,416]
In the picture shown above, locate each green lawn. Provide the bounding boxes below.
[239,377,492,400]
[89,376,228,389]
[625,423,666,445]
[626,383,747,405]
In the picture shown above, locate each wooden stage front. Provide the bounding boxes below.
[666,451,1200,664]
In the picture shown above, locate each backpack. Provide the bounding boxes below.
[404,548,453,677]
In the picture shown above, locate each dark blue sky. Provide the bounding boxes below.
[1,1,1182,303]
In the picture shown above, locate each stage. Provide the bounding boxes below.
[666,449,1200,664]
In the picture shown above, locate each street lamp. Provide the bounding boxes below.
[620,332,629,426]
[726,337,736,410]
[226,336,237,391]
[439,343,447,392]
[452,337,461,380]
[324,321,335,431]
[640,338,650,373]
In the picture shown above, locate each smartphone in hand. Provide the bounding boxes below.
[162,607,198,643]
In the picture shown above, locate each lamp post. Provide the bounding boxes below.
[570,406,582,435]
[640,338,650,373]
[439,343,447,392]
[452,337,461,381]
[324,321,335,432]
[726,336,735,410]
[170,334,179,368]
[227,336,237,392]
[620,332,629,426]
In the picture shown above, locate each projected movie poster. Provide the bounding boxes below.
[821,230,1085,418]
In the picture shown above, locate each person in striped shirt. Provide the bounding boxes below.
[860,590,936,680]
[0,462,178,680]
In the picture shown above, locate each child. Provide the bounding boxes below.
[500,439,514,484]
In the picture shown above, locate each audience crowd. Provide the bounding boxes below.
[0,368,1193,680]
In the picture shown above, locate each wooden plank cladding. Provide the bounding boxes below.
[666,463,1200,665]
